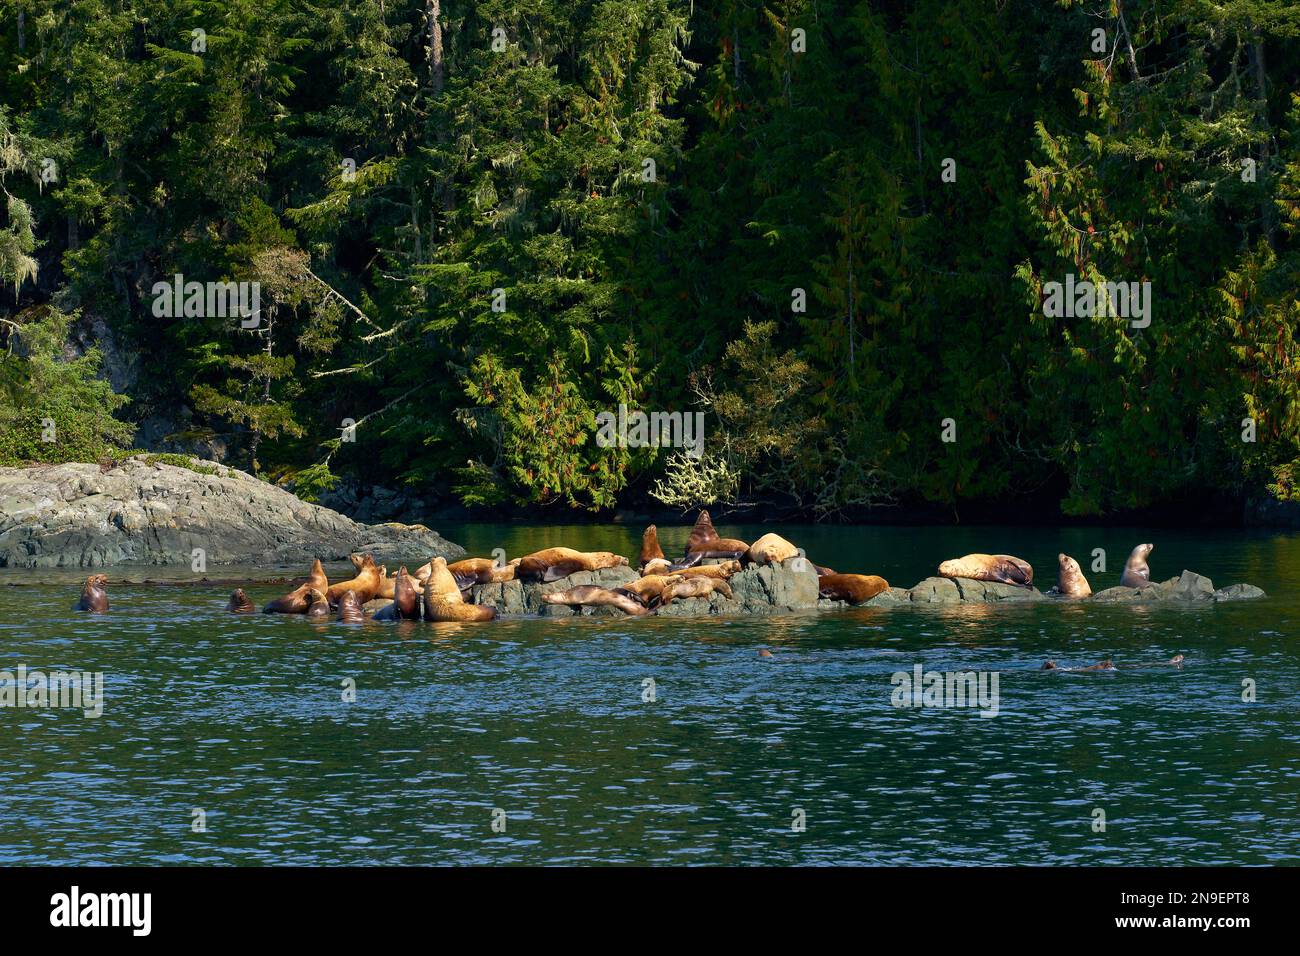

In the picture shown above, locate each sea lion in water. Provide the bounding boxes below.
[326,553,383,606]
[1052,553,1092,598]
[743,533,800,566]
[264,559,330,614]
[373,567,422,621]
[542,585,649,616]
[1042,658,1114,672]
[817,573,890,604]
[516,547,629,582]
[937,553,1034,588]
[684,510,749,559]
[305,588,331,618]
[1119,543,1155,588]
[337,590,365,623]
[658,576,733,606]
[226,588,255,613]
[74,574,109,612]
[1118,654,1185,669]
[422,557,497,622]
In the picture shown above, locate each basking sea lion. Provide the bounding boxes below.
[422,557,496,622]
[616,574,678,603]
[373,567,422,621]
[684,510,749,560]
[305,588,331,618]
[659,576,733,606]
[542,585,649,616]
[446,558,504,590]
[640,525,667,572]
[1052,553,1092,598]
[74,574,109,613]
[337,590,365,624]
[375,567,396,600]
[326,553,383,606]
[516,547,629,583]
[743,533,800,566]
[264,559,330,614]
[1119,543,1155,588]
[668,559,742,580]
[817,573,890,604]
[226,588,255,613]
[937,553,1034,588]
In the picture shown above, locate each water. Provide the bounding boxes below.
[1,522,1297,865]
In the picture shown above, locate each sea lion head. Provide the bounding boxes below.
[1131,543,1154,562]
[937,558,965,577]
[85,574,109,589]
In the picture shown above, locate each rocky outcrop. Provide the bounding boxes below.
[869,569,1264,606]
[0,457,463,568]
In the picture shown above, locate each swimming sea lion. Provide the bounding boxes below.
[337,590,365,623]
[668,559,742,580]
[305,588,331,618]
[74,574,109,612]
[263,559,330,614]
[817,573,890,604]
[1052,553,1092,598]
[226,588,255,613]
[542,585,649,616]
[373,567,422,621]
[1119,543,1155,588]
[658,576,733,606]
[326,553,383,606]
[937,553,1034,588]
[1042,659,1114,672]
[743,533,800,566]
[516,547,629,583]
[640,525,666,572]
[1118,654,1185,669]
[422,557,497,622]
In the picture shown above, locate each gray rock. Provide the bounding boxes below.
[472,565,640,616]
[0,457,464,568]
[1162,569,1216,600]
[1090,583,1168,602]
[1213,583,1266,602]
[864,587,912,607]
[903,576,1045,604]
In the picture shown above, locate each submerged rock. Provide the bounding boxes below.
[1212,583,1267,602]
[0,457,463,568]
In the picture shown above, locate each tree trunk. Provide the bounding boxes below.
[427,0,444,94]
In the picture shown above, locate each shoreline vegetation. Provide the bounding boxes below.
[3,2,1300,525]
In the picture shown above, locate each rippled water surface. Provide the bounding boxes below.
[1,523,1297,865]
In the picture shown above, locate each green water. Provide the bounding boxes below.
[1,522,1297,865]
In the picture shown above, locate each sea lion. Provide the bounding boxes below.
[373,567,421,621]
[542,585,649,616]
[743,532,800,566]
[817,573,890,604]
[1119,543,1155,588]
[658,576,733,606]
[337,590,365,623]
[1052,553,1092,598]
[226,588,255,613]
[1041,658,1114,672]
[640,525,666,572]
[1118,654,1185,669]
[615,574,678,603]
[305,588,331,618]
[326,553,383,606]
[263,559,330,614]
[668,559,742,580]
[422,557,497,622]
[375,567,396,600]
[515,547,629,583]
[684,510,750,559]
[937,553,1034,588]
[74,574,109,613]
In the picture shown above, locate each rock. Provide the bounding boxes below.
[903,576,1046,604]
[1213,583,1266,602]
[1162,569,1216,601]
[472,565,640,616]
[0,456,464,568]
[864,587,912,607]
[1090,583,1169,602]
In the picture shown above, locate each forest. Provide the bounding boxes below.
[1,0,1298,520]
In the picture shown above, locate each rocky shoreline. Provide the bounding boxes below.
[866,569,1265,607]
[0,457,463,568]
